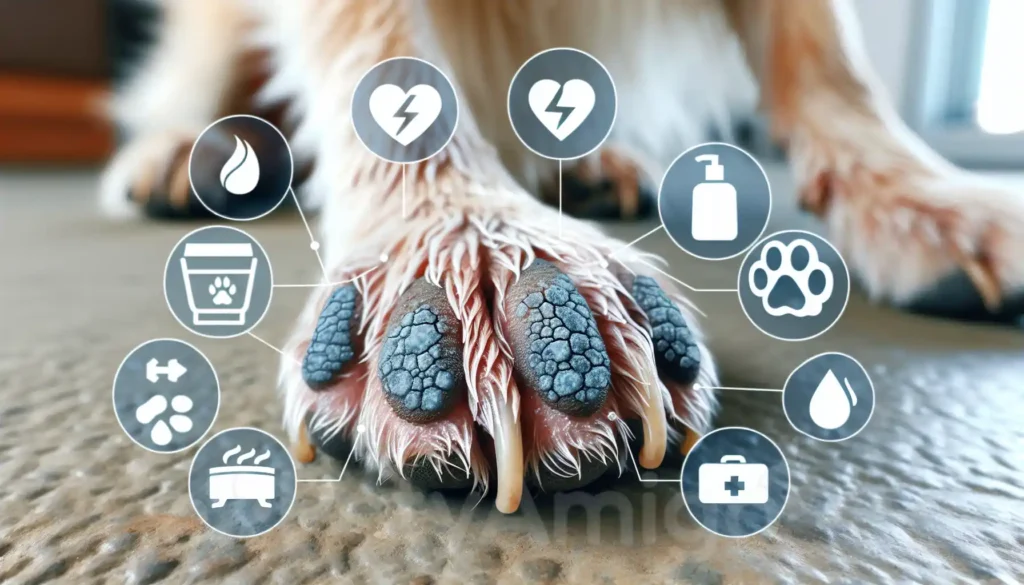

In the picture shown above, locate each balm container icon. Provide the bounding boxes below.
[690,154,738,242]
[180,243,258,326]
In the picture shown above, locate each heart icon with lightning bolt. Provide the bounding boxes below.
[369,84,443,146]
[527,79,596,141]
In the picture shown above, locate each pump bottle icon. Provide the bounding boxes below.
[691,154,738,242]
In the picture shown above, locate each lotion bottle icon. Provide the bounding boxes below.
[691,154,738,241]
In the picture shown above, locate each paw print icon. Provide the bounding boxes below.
[739,230,850,342]
[748,239,834,318]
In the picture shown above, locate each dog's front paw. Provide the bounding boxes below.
[791,127,1024,319]
[99,129,205,218]
[278,190,717,513]
[543,145,659,221]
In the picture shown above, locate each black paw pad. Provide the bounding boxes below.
[403,459,475,491]
[632,276,701,384]
[506,260,610,417]
[378,279,464,423]
[303,285,360,390]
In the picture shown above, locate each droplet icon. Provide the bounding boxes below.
[150,419,173,446]
[808,369,857,430]
[220,135,260,195]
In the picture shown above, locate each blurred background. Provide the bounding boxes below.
[0,0,1020,169]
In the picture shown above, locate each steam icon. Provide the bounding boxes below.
[220,135,260,195]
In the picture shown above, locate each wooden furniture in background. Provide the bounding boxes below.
[0,75,113,163]
[0,0,115,163]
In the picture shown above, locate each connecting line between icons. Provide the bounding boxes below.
[272,261,386,288]
[558,160,563,239]
[297,427,364,483]
[626,447,677,484]
[693,384,783,393]
[289,188,330,284]
[635,258,738,293]
[401,164,407,219]
[608,225,665,259]
[247,332,301,366]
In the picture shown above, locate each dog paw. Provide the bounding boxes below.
[278,190,717,512]
[99,129,206,218]
[791,127,1024,319]
[543,145,658,220]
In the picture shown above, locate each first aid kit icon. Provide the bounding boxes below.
[698,455,769,505]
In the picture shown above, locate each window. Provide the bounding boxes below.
[906,0,1024,167]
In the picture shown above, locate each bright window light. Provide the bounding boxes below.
[976,0,1024,134]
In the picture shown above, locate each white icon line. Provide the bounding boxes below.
[692,384,783,393]
[626,446,677,484]
[634,258,738,293]
[297,427,364,483]
[288,188,330,284]
[608,225,665,259]
[247,331,301,366]
[558,160,563,239]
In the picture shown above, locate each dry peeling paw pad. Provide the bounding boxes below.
[302,285,360,389]
[378,279,465,423]
[506,260,610,416]
[632,276,701,384]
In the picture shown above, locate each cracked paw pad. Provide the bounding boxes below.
[302,285,359,390]
[506,261,610,416]
[378,279,464,423]
[632,276,701,384]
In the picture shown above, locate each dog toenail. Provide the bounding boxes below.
[632,276,701,384]
[506,260,610,416]
[304,413,353,462]
[378,279,464,423]
[302,285,359,390]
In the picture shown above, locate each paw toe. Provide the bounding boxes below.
[302,285,360,389]
[378,279,465,423]
[505,260,610,416]
[631,276,702,384]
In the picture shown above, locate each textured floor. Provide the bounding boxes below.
[0,169,1022,584]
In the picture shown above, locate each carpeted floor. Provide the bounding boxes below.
[0,168,1021,584]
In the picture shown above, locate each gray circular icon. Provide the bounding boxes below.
[189,427,297,538]
[659,142,771,260]
[113,338,219,454]
[508,48,617,160]
[189,115,294,221]
[681,427,790,538]
[351,57,459,164]
[738,230,850,342]
[164,226,274,338]
[784,352,874,442]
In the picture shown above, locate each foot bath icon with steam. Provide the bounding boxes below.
[209,445,276,508]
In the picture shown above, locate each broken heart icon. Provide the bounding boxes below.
[368,84,442,146]
[527,79,596,141]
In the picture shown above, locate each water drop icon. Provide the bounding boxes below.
[219,135,260,195]
[808,369,857,430]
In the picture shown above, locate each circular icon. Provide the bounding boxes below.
[189,427,297,538]
[738,230,850,341]
[164,225,274,339]
[113,338,219,454]
[681,427,790,538]
[351,57,459,164]
[189,115,294,221]
[783,352,875,442]
[508,48,617,160]
[659,142,771,261]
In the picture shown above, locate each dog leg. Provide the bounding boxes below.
[99,0,260,217]
[539,145,660,221]
[271,0,719,513]
[727,0,1024,317]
